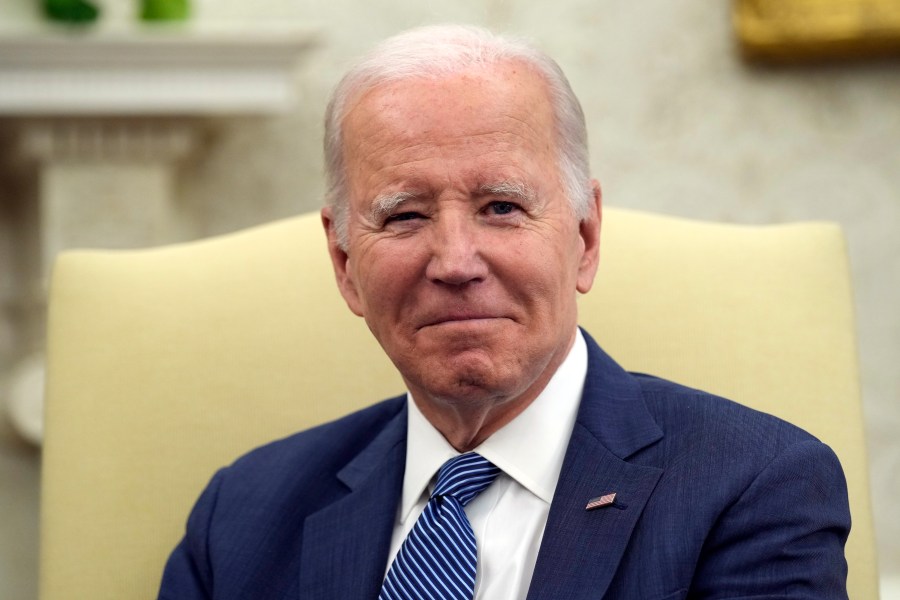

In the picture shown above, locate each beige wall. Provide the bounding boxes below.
[1,1,898,598]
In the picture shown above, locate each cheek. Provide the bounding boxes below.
[524,241,583,317]
[352,247,420,315]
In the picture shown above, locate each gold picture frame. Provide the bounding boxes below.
[735,0,900,61]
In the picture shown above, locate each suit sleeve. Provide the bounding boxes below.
[157,469,226,600]
[691,439,851,599]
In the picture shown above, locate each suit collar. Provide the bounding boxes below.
[336,401,408,489]
[297,399,408,599]
[527,329,665,600]
[577,328,663,459]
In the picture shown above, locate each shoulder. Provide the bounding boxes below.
[579,328,820,463]
[162,397,406,597]
[628,373,841,493]
[180,395,405,563]
[606,375,849,597]
[634,372,816,446]
[220,394,406,488]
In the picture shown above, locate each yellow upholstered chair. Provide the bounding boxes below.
[41,207,878,599]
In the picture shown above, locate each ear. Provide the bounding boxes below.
[576,179,602,294]
[321,207,364,317]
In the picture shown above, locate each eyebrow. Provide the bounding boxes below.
[371,191,419,221]
[477,181,535,203]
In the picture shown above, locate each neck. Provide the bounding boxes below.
[410,335,576,451]
[412,390,539,452]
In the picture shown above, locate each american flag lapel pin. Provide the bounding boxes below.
[585,492,617,511]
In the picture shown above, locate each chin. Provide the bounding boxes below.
[427,360,527,406]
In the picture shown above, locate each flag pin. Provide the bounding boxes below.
[585,492,617,511]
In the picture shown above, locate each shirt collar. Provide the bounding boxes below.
[399,330,588,523]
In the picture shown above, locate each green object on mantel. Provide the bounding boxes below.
[141,0,190,21]
[43,0,100,24]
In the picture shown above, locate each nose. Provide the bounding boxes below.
[425,213,488,287]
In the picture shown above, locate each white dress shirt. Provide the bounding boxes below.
[385,330,588,600]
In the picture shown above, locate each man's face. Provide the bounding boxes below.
[324,63,601,416]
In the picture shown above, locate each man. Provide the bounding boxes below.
[159,25,850,599]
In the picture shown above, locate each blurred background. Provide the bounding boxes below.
[0,0,898,598]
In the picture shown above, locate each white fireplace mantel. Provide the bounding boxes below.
[0,25,319,116]
[0,25,320,445]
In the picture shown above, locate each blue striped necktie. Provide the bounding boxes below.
[379,452,501,600]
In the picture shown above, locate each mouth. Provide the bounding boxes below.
[417,314,507,330]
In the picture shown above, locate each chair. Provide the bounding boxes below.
[41,207,878,599]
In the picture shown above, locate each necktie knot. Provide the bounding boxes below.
[432,452,500,507]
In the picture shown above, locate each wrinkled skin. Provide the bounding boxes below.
[323,62,602,451]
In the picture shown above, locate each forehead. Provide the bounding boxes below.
[340,63,559,194]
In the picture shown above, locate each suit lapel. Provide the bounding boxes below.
[297,402,407,598]
[526,427,663,600]
[527,331,665,600]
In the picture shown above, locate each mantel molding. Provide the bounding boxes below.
[0,24,321,445]
[17,119,201,164]
[0,25,319,116]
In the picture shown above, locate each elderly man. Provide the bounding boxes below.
[159,25,850,599]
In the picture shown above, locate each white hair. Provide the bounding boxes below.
[324,24,592,249]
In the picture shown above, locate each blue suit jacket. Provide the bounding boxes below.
[159,331,850,599]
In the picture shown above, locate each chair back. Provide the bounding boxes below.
[41,207,878,599]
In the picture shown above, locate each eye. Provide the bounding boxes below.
[486,201,520,216]
[385,211,424,224]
